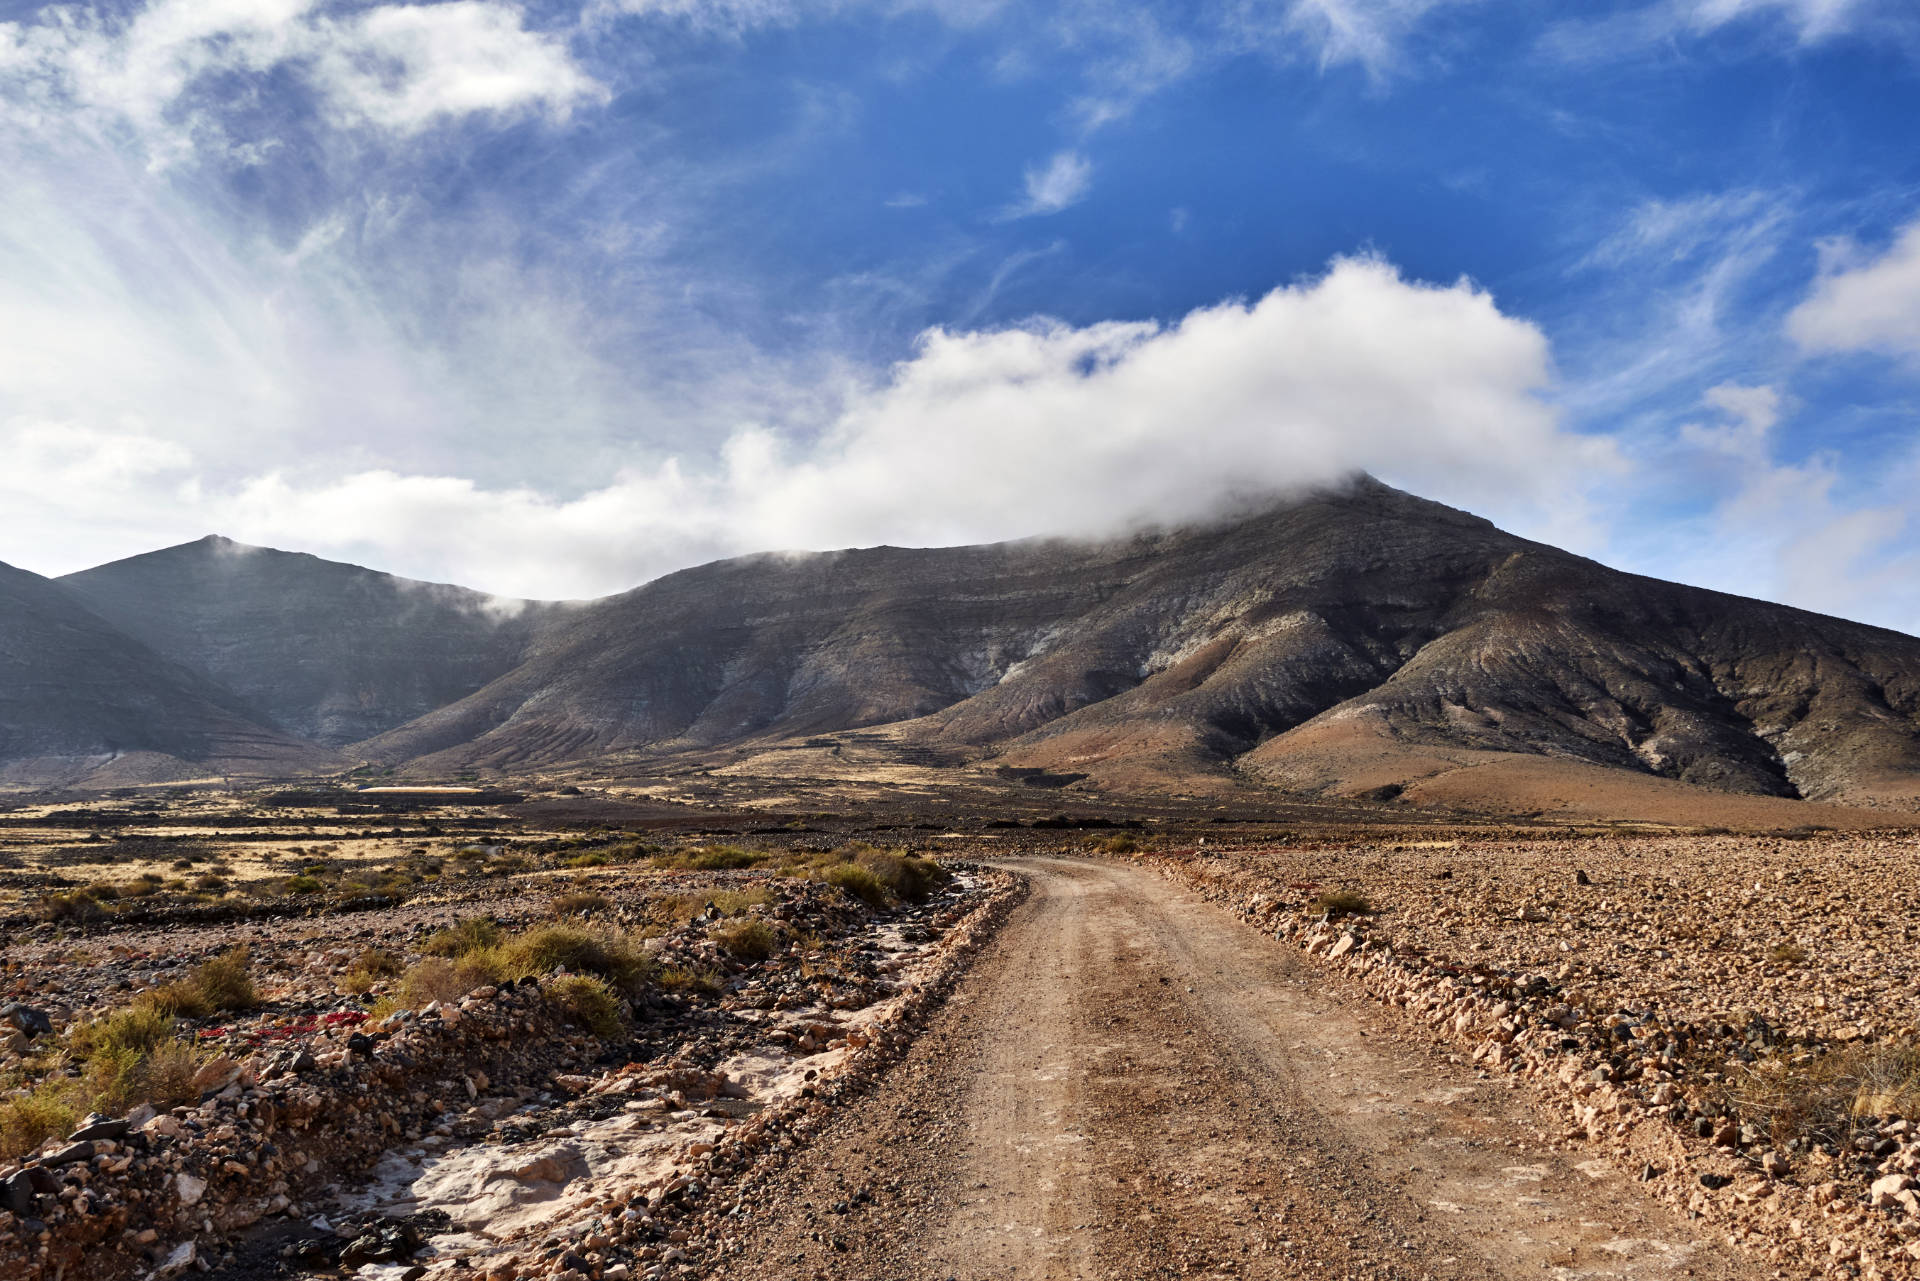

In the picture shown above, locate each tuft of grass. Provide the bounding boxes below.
[1084,833,1141,854]
[649,845,769,871]
[784,845,950,909]
[284,875,323,894]
[822,863,890,909]
[1309,889,1375,918]
[548,974,623,1036]
[709,917,776,961]
[550,891,611,918]
[657,965,723,997]
[142,946,257,1018]
[1766,940,1809,967]
[1722,1037,1920,1145]
[422,917,503,957]
[37,890,107,923]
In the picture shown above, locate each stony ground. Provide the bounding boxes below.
[5,795,1919,1281]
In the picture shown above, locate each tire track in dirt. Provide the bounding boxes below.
[712,858,1763,1281]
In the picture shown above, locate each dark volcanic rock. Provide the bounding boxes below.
[60,537,570,745]
[0,560,320,780]
[360,479,1920,808]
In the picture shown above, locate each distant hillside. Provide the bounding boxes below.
[358,480,1920,811]
[61,537,567,746]
[13,480,1920,815]
[0,559,322,781]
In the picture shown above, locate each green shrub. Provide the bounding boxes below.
[284,875,323,894]
[422,917,503,957]
[562,852,610,869]
[143,946,256,1017]
[549,975,623,1036]
[649,845,768,871]
[497,926,648,990]
[823,863,890,909]
[709,917,776,961]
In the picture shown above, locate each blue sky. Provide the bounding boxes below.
[2,0,1919,632]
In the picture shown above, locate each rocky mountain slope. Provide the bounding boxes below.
[61,537,566,745]
[0,559,321,781]
[13,480,1920,811]
[359,480,1920,810]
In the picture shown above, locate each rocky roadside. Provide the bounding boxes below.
[1140,839,1920,1280]
[0,859,1024,1281]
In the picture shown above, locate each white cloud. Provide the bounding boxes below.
[1644,383,1920,635]
[0,0,603,155]
[1542,0,1905,63]
[999,150,1093,220]
[1787,218,1920,362]
[1227,0,1475,78]
[1679,0,1873,40]
[0,255,1615,599]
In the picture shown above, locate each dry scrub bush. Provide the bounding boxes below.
[142,947,257,1019]
[36,891,106,923]
[1310,889,1376,918]
[422,918,503,957]
[338,948,403,996]
[549,975,623,1036]
[784,845,949,909]
[1722,1037,1920,1146]
[1,1006,206,1160]
[1766,941,1810,967]
[709,918,776,961]
[1085,834,1141,854]
[550,892,611,918]
[649,845,769,872]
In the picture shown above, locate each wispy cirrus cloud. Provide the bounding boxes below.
[997,149,1094,220]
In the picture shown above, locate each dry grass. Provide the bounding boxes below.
[1309,889,1376,918]
[2,1004,206,1160]
[141,947,257,1018]
[709,917,776,960]
[783,845,949,908]
[549,891,611,917]
[548,974,623,1036]
[1721,1037,1920,1146]
[649,845,771,872]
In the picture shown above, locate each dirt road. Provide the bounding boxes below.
[714,858,1759,1281]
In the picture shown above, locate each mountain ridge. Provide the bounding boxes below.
[9,479,1920,819]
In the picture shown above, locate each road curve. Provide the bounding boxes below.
[712,857,1759,1281]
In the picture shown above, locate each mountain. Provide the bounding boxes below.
[0,559,322,781]
[359,480,1920,812]
[60,537,566,746]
